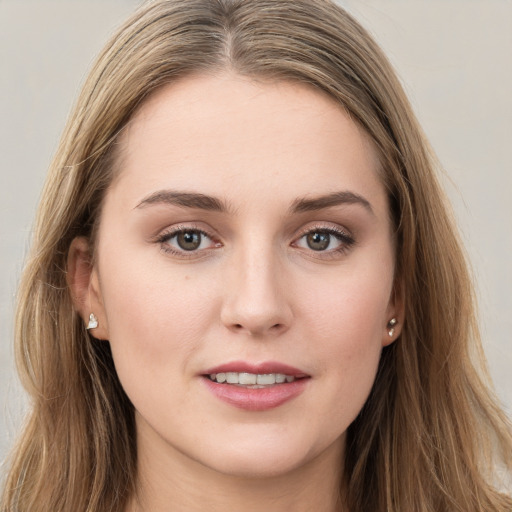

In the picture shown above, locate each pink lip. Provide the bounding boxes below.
[203,360,308,377]
[201,360,310,412]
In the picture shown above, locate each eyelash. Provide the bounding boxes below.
[293,224,356,258]
[155,224,355,259]
[155,224,220,259]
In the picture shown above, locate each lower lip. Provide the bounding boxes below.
[202,377,309,411]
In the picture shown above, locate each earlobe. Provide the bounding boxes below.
[387,317,398,337]
[382,277,405,346]
[382,317,399,346]
[382,317,402,347]
[66,237,109,340]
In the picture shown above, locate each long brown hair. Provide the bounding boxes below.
[2,1,511,510]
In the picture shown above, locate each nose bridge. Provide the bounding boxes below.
[221,235,292,336]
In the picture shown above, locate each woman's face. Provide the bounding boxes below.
[83,73,400,478]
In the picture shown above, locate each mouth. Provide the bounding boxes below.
[205,372,305,388]
[201,361,310,411]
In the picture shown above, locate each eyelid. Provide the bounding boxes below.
[154,223,222,258]
[151,221,355,260]
[291,222,356,256]
[293,222,354,240]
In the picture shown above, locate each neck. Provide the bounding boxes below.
[126,419,346,512]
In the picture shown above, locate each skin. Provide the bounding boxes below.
[68,73,403,511]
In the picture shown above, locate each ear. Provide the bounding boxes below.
[382,277,405,347]
[66,236,109,340]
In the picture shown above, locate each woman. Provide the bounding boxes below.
[1,0,511,510]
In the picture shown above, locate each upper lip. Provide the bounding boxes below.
[203,360,309,378]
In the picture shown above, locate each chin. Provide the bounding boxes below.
[206,453,310,479]
[194,432,343,480]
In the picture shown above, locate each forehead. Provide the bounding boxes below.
[109,72,385,212]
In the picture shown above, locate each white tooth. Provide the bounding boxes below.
[275,374,286,383]
[210,374,216,380]
[226,372,239,384]
[257,374,276,385]
[216,373,226,383]
[285,376,295,383]
[238,373,257,385]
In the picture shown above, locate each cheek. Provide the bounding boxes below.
[300,263,392,351]
[296,260,392,415]
[98,251,219,379]
[98,263,224,428]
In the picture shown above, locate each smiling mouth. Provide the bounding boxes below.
[206,372,307,388]
[202,366,310,410]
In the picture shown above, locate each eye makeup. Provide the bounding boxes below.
[151,219,356,263]
[154,224,222,259]
[292,223,356,260]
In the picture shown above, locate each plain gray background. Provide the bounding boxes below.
[1,0,511,464]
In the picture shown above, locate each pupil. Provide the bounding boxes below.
[307,232,330,251]
[177,231,201,251]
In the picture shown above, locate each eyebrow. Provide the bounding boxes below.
[135,190,230,212]
[134,189,373,216]
[290,191,374,215]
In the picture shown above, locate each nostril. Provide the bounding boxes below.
[230,322,284,335]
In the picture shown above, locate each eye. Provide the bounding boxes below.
[303,231,336,251]
[174,230,203,251]
[157,227,220,255]
[293,227,355,254]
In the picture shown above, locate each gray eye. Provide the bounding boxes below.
[306,232,331,251]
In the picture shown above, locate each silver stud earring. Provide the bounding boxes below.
[86,313,98,330]
[388,317,397,337]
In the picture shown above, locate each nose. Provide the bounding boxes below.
[220,247,292,337]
